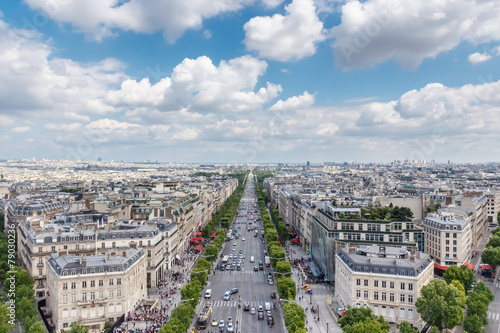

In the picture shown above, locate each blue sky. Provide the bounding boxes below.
[0,0,500,163]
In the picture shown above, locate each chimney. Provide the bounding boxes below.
[130,243,137,249]
[122,251,127,257]
[111,252,116,256]
[79,256,83,265]
[58,229,62,235]
[409,256,415,262]
[105,255,108,263]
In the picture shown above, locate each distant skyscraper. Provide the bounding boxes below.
[98,157,102,162]
[307,161,310,167]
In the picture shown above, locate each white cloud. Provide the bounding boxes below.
[11,126,31,133]
[106,55,282,113]
[269,91,315,111]
[468,52,492,65]
[494,46,500,56]
[0,18,127,120]
[45,123,83,131]
[203,29,212,39]
[331,0,500,69]
[25,0,267,43]
[244,0,326,61]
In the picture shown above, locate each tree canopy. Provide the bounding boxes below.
[339,306,390,333]
[443,265,475,294]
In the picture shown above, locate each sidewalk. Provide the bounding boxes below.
[286,243,342,333]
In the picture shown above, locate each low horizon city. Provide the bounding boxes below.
[2,1,500,333]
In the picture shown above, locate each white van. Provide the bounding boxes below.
[205,289,212,299]
[250,256,255,263]
[264,302,271,311]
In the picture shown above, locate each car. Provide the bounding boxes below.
[242,237,245,241]
[264,250,268,255]
[227,323,234,332]
[302,284,310,290]
[228,316,233,323]
[259,264,263,270]
[267,316,274,326]
[212,318,218,326]
[250,307,256,315]
[230,288,239,294]
[230,265,235,271]
[239,249,244,253]
[232,247,236,251]
[266,310,272,317]
[219,265,225,271]
[258,311,264,320]
[233,242,237,246]
[267,273,273,279]
[254,266,259,272]
[237,265,241,271]
[223,291,230,300]
[244,303,250,311]
[219,319,225,328]
[271,292,276,299]
[268,279,274,285]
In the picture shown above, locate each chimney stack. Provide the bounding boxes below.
[122,251,127,257]
[130,243,137,249]
[79,256,83,265]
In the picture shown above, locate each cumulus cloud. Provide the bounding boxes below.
[45,123,83,131]
[331,0,500,69]
[106,55,282,113]
[269,91,315,111]
[11,126,31,133]
[0,18,127,119]
[25,0,272,43]
[468,52,492,65]
[244,0,326,61]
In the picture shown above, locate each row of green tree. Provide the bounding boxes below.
[481,227,500,271]
[201,172,248,238]
[339,305,417,333]
[253,173,305,332]
[0,211,46,333]
[416,265,494,333]
[359,205,414,221]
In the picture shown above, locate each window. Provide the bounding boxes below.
[38,257,43,264]
[91,280,95,287]
[453,247,457,252]
[390,293,394,302]
[109,290,114,298]
[63,283,68,290]
[98,291,103,299]
[63,323,69,328]
[117,278,121,285]
[374,280,379,287]
[109,279,113,286]
[446,247,449,251]
[400,294,405,302]
[71,282,76,289]
[102,242,105,249]
[75,244,80,250]
[117,289,122,297]
[390,282,394,289]
[71,294,76,302]
[358,224,363,231]
[446,233,449,238]
[401,283,405,290]
[112,242,115,247]
[382,292,386,301]
[82,281,87,288]
[64,245,68,249]
[51,246,55,252]
[374,292,379,300]
[408,308,414,319]
[408,295,413,303]
[63,294,68,303]
[382,281,386,288]
[446,240,449,245]
[408,283,413,291]
[364,279,368,286]
[82,292,87,302]
[99,280,103,287]
[356,279,361,286]
[39,247,42,253]
[90,292,95,300]
[453,240,457,245]
[400,307,405,319]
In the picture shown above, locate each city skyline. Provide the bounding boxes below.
[1,0,500,163]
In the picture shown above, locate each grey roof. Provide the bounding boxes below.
[48,247,144,276]
[337,246,433,277]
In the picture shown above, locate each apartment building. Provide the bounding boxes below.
[423,211,472,267]
[5,197,71,231]
[335,245,434,330]
[46,248,146,333]
[485,191,500,223]
[18,218,98,299]
[459,192,487,253]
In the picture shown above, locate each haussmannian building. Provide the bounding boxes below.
[335,245,434,330]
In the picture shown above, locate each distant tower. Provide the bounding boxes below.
[307,161,310,167]
[98,157,102,162]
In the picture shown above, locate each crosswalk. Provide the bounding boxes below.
[495,282,500,288]
[217,270,269,275]
[487,312,500,321]
[210,300,273,308]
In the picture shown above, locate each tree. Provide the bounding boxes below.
[486,235,500,248]
[463,315,486,333]
[473,281,495,303]
[481,246,500,271]
[26,322,46,333]
[466,291,490,320]
[343,317,390,333]
[443,265,475,293]
[0,305,13,333]
[69,321,89,333]
[450,280,466,305]
[415,280,464,332]
[276,261,292,276]
[397,321,418,333]
[204,246,218,262]
[276,276,296,300]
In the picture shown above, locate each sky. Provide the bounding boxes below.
[0,0,500,164]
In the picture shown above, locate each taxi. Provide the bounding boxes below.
[301,284,310,290]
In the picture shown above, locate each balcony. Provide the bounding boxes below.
[37,262,44,268]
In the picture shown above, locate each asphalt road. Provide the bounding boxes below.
[201,174,285,333]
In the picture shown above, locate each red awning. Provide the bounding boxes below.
[291,238,300,243]
[434,263,448,271]
[463,262,474,270]
[190,237,203,244]
[196,232,202,237]
[481,265,492,271]
[211,232,216,237]
[195,245,203,251]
